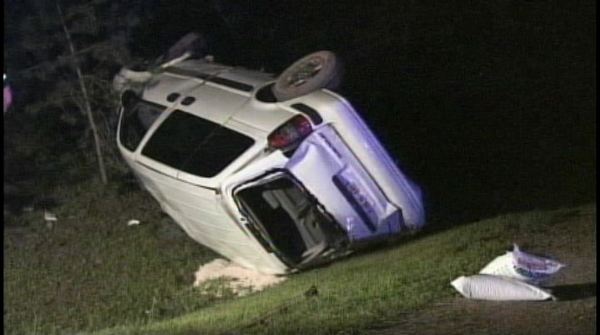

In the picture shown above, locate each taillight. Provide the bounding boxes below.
[268,114,313,150]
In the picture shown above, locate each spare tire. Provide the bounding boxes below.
[273,50,343,102]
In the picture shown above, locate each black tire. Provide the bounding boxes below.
[152,32,208,67]
[164,32,207,62]
[273,50,343,102]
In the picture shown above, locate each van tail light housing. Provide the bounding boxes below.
[268,114,313,150]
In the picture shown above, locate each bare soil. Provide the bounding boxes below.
[366,205,596,335]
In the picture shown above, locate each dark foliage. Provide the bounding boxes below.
[5,0,596,221]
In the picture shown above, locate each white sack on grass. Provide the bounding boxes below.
[451,274,555,301]
[512,244,565,282]
[479,244,565,284]
[480,253,519,278]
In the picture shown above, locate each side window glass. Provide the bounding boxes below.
[119,95,164,152]
[141,110,255,177]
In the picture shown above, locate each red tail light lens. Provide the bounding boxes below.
[268,114,313,150]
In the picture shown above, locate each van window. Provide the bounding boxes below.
[141,110,255,177]
[119,99,164,151]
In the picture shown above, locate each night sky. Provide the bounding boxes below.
[4,0,596,223]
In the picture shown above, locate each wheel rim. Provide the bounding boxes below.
[285,56,326,87]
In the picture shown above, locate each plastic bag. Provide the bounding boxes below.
[451,274,555,301]
[479,244,565,284]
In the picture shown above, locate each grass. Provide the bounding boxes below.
[4,180,224,334]
[4,179,595,335]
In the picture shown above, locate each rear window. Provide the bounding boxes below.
[141,110,254,177]
[119,99,164,151]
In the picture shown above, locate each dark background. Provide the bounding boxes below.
[4,0,596,223]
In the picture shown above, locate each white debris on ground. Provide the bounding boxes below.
[43,210,57,222]
[44,210,57,229]
[193,259,286,296]
[479,243,565,285]
[451,274,555,301]
[127,219,141,226]
[451,243,565,301]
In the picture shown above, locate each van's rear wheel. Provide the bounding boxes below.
[273,50,343,102]
[151,32,208,67]
[163,32,207,63]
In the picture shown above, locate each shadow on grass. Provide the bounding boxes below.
[551,282,597,301]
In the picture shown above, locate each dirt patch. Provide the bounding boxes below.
[193,259,287,296]
[367,205,596,335]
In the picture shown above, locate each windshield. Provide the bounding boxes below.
[119,98,164,151]
[235,172,348,267]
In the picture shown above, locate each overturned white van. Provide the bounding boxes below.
[115,48,425,274]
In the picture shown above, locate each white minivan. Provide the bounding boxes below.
[116,50,425,274]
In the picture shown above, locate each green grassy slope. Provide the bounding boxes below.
[4,181,221,335]
[4,181,595,335]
